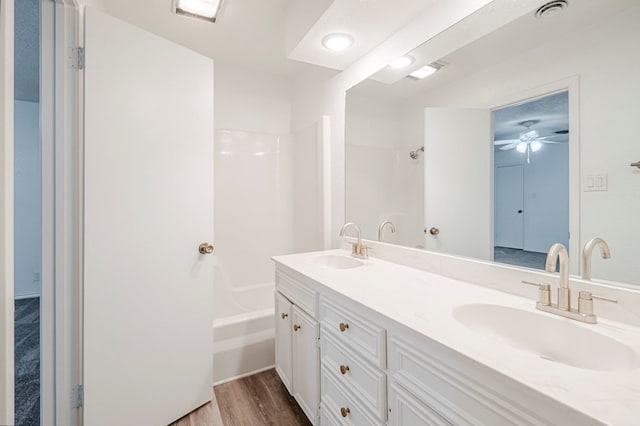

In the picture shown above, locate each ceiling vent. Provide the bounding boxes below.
[535,1,569,18]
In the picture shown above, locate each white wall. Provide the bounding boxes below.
[495,144,569,253]
[400,6,640,284]
[14,100,40,299]
[214,63,291,135]
[345,93,424,247]
[213,64,294,319]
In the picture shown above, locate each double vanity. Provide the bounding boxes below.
[273,243,640,425]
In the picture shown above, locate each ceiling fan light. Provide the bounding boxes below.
[531,141,543,152]
[516,142,528,153]
[521,129,539,141]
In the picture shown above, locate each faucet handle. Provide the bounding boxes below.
[578,291,617,316]
[521,281,551,306]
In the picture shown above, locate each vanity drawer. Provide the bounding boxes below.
[321,365,384,426]
[321,333,387,421]
[319,297,386,369]
[276,270,317,317]
[389,382,452,426]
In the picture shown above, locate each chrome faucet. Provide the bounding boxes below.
[377,220,396,242]
[546,243,570,310]
[522,242,617,324]
[339,222,368,259]
[581,238,611,280]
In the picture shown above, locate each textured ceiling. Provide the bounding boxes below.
[493,91,569,143]
[15,0,40,103]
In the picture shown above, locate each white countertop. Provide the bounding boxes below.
[273,249,640,426]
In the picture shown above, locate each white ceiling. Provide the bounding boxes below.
[493,91,569,144]
[287,0,438,71]
[351,0,638,102]
[78,0,442,80]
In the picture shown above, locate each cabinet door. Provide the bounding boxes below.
[292,305,320,424]
[275,292,293,394]
[389,383,451,426]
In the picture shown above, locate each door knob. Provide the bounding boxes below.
[429,227,440,236]
[198,243,214,254]
[517,210,523,213]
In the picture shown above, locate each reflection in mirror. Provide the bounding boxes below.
[346,0,640,286]
[493,92,569,271]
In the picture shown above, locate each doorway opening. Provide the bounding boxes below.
[14,0,42,424]
[492,91,569,270]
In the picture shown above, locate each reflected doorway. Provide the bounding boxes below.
[493,91,569,270]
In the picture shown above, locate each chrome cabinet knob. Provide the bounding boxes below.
[281,313,288,319]
[339,365,350,375]
[198,243,214,254]
[339,322,349,332]
[340,407,350,418]
[293,324,301,332]
[429,227,440,236]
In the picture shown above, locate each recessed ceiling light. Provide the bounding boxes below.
[408,65,438,79]
[174,0,222,23]
[322,33,354,51]
[389,56,414,69]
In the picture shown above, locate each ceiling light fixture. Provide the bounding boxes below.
[322,33,354,51]
[174,0,223,23]
[409,65,438,79]
[516,142,528,153]
[530,141,543,152]
[389,56,414,69]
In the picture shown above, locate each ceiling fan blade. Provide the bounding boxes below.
[499,143,517,151]
[537,134,565,140]
[539,140,564,144]
[494,139,520,145]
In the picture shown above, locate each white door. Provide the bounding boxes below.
[83,7,214,425]
[424,108,492,260]
[275,292,293,394]
[494,165,524,249]
[292,305,320,424]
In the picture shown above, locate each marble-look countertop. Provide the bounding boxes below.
[273,249,640,425]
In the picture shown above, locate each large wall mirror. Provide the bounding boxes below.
[345,0,640,286]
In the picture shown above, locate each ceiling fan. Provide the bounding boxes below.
[494,120,566,163]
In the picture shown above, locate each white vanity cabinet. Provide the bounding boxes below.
[275,268,320,425]
[273,255,603,426]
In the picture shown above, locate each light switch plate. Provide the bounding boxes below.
[583,174,608,191]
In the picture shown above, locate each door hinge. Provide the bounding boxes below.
[72,385,84,408]
[72,47,85,70]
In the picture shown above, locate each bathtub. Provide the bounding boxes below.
[212,281,275,384]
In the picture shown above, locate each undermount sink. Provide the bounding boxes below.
[453,303,640,372]
[307,254,363,270]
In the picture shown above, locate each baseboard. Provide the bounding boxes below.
[14,293,40,300]
[213,364,275,387]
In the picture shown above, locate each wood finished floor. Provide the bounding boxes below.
[169,369,311,426]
